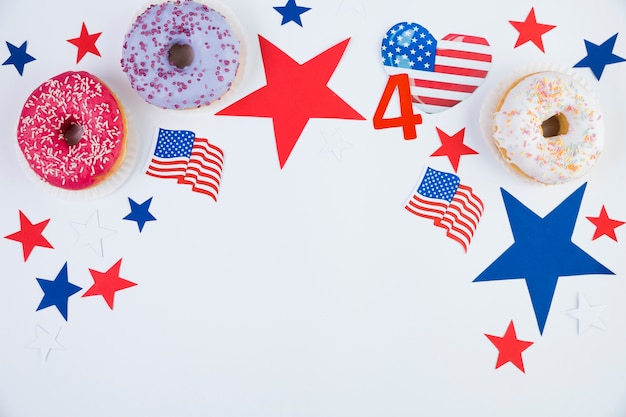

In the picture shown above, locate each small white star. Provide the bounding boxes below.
[410,49,416,55]
[426,39,433,45]
[71,210,115,257]
[425,51,431,57]
[424,62,430,68]
[420,33,426,38]
[321,129,353,161]
[418,44,425,50]
[27,325,65,361]
[567,293,607,334]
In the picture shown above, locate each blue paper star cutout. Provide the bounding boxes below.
[474,184,613,335]
[273,0,311,27]
[36,262,82,321]
[123,197,157,232]
[2,41,36,76]
[573,33,625,80]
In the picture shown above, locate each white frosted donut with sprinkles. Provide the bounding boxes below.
[121,0,241,110]
[492,71,604,185]
[17,71,127,190]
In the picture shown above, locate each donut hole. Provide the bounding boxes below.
[168,43,194,69]
[61,120,84,146]
[541,113,569,138]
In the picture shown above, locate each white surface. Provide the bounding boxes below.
[1,1,626,416]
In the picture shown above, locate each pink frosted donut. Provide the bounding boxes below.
[17,71,127,190]
[120,0,241,110]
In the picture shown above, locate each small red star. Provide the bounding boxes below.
[586,205,625,241]
[485,321,534,373]
[4,210,54,261]
[67,22,102,63]
[217,35,365,168]
[82,259,137,309]
[430,127,478,172]
[509,7,556,53]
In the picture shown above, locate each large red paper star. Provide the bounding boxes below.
[586,205,625,241]
[430,127,478,172]
[509,7,556,53]
[485,321,534,373]
[82,259,137,309]
[67,22,102,63]
[216,36,365,168]
[4,210,54,261]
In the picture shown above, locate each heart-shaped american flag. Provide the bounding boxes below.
[381,22,492,114]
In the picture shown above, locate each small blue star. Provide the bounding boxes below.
[2,41,36,76]
[474,184,613,334]
[123,197,157,232]
[273,0,311,27]
[573,33,625,80]
[36,263,82,321]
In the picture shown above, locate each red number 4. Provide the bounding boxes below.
[373,73,423,140]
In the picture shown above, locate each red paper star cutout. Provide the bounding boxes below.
[509,7,556,53]
[485,321,534,373]
[217,35,365,168]
[4,210,54,261]
[67,22,102,63]
[430,127,478,172]
[586,205,625,241]
[82,259,137,309]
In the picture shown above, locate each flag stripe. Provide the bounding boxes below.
[412,95,461,108]
[441,33,490,46]
[435,48,492,63]
[411,78,478,93]
[433,64,489,78]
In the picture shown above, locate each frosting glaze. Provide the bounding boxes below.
[17,71,126,190]
[493,71,604,184]
[121,0,241,110]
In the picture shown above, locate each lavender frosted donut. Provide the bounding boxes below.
[121,0,241,110]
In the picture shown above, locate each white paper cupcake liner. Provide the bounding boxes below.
[15,95,138,201]
[479,63,601,185]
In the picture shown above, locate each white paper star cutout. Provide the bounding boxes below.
[336,0,366,16]
[321,129,353,161]
[71,210,115,257]
[567,293,607,334]
[27,325,65,361]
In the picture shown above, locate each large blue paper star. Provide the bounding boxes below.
[573,33,625,80]
[474,184,613,334]
[36,263,82,321]
[273,0,311,27]
[2,41,36,76]
[123,197,157,232]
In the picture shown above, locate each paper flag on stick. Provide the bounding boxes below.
[146,128,224,201]
[405,166,484,252]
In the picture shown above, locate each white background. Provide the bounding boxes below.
[1,0,626,416]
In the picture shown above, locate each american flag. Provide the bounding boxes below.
[146,128,224,202]
[405,167,484,252]
[381,22,491,114]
